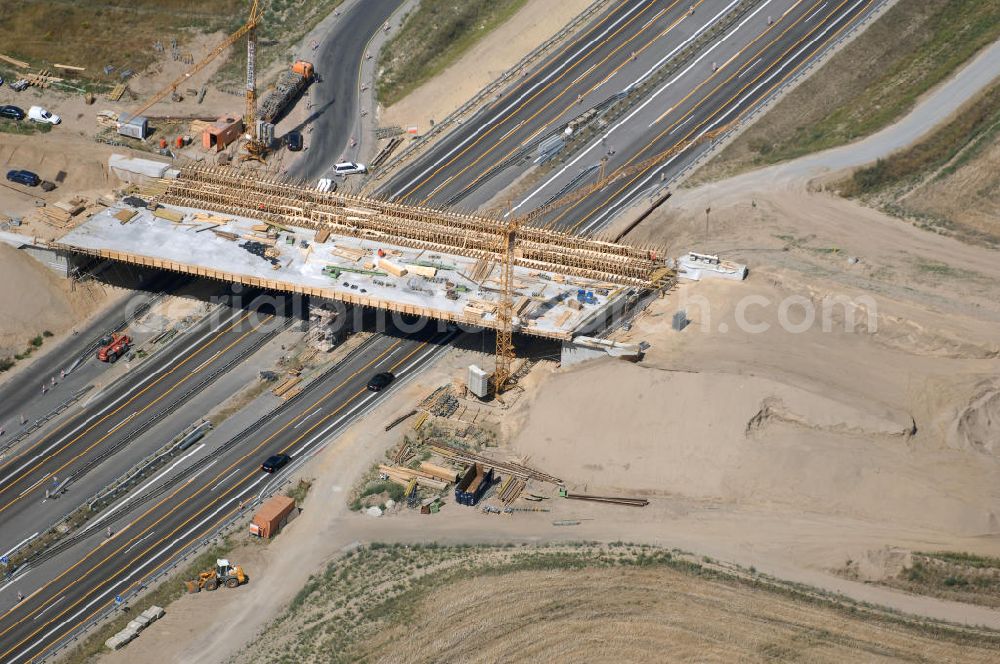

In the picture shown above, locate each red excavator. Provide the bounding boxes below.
[96,332,132,363]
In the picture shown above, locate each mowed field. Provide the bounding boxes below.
[232,545,998,664]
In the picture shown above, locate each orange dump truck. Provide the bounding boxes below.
[249,494,296,538]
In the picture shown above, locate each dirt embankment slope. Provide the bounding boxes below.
[0,243,107,360]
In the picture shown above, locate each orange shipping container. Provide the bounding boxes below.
[249,495,296,538]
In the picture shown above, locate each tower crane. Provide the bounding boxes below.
[118,1,264,144]
[242,0,268,160]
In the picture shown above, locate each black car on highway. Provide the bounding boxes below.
[6,169,40,187]
[366,372,395,392]
[0,105,25,121]
[261,453,292,473]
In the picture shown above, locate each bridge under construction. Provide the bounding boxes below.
[56,166,673,341]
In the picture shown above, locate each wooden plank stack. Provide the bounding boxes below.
[378,465,449,491]
[430,443,562,484]
[330,244,367,262]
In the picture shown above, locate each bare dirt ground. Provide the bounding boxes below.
[378,0,595,134]
[0,243,108,359]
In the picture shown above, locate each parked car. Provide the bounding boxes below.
[286,130,303,151]
[0,105,25,121]
[366,372,395,392]
[261,453,292,473]
[6,169,40,187]
[316,177,337,193]
[27,106,60,124]
[0,76,4,88]
[333,161,366,176]
[10,79,29,92]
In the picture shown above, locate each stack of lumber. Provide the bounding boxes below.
[114,209,137,224]
[107,83,128,102]
[271,376,301,400]
[419,461,458,483]
[498,477,526,505]
[378,465,449,491]
[138,181,170,198]
[314,229,330,244]
[430,443,561,484]
[463,299,496,319]
[378,258,407,277]
[211,229,239,241]
[153,207,185,222]
[404,264,437,278]
[53,198,87,217]
[35,207,72,227]
[469,258,493,282]
[330,244,367,262]
[54,63,85,72]
[193,212,233,224]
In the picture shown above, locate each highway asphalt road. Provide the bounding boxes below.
[0,296,289,576]
[0,327,453,662]
[0,270,180,443]
[530,0,880,234]
[287,0,405,182]
[381,0,878,229]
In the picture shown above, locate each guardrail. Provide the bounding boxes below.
[370,0,615,182]
[38,335,393,662]
[656,0,894,198]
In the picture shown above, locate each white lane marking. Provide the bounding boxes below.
[293,409,322,429]
[669,116,692,135]
[86,452,214,532]
[0,569,30,594]
[0,308,244,492]
[805,1,828,22]
[626,0,742,91]
[13,476,270,664]
[510,0,777,215]
[738,57,762,77]
[389,0,654,199]
[706,0,865,133]
[580,0,866,235]
[2,533,38,560]
[190,351,222,374]
[106,411,137,435]
[31,595,64,621]
[211,469,242,492]
[9,338,455,661]
[17,477,45,498]
[122,532,154,555]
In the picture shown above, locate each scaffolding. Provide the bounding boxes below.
[158,166,671,289]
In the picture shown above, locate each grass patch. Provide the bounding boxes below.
[210,0,346,86]
[0,119,52,136]
[377,0,529,107]
[285,479,313,504]
[840,82,1000,196]
[60,542,232,664]
[698,0,1000,178]
[0,357,14,372]
[887,552,1000,609]
[0,1,244,84]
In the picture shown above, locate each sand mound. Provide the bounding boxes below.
[514,360,997,534]
[0,244,106,357]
